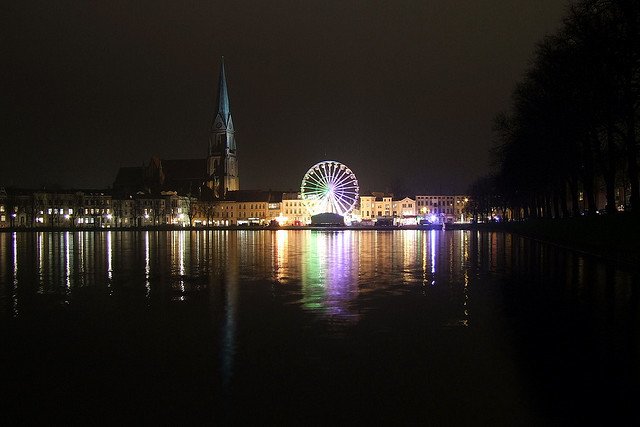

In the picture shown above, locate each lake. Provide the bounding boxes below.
[1,230,638,424]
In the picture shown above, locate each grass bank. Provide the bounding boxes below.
[477,213,640,267]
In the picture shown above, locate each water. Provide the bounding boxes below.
[0,230,638,424]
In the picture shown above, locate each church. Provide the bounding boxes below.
[113,58,239,199]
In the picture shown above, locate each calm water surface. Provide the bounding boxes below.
[1,230,638,424]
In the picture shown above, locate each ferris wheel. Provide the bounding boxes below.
[300,161,359,216]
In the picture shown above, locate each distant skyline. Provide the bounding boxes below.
[3,1,567,194]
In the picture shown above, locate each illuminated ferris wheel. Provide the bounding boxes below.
[300,160,359,216]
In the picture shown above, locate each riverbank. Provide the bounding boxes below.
[2,217,637,266]
[475,213,640,267]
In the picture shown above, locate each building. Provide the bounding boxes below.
[74,191,114,227]
[281,192,310,225]
[203,190,284,226]
[415,195,469,223]
[208,57,239,199]
[357,193,393,220]
[353,193,469,225]
[1,189,33,228]
[0,187,9,227]
[392,197,417,225]
[355,194,415,225]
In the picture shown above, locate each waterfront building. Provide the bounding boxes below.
[1,189,116,228]
[4,190,33,228]
[392,197,417,225]
[110,192,194,227]
[0,188,7,227]
[355,194,469,224]
[281,192,311,225]
[356,193,393,221]
[415,195,469,223]
[0,188,196,229]
[112,198,136,227]
[0,188,8,227]
[75,191,115,227]
[357,195,374,221]
[203,190,283,226]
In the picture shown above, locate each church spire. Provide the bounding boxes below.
[215,56,231,127]
[207,57,239,198]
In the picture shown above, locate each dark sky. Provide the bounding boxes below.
[3,1,567,194]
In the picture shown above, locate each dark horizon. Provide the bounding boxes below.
[3,1,567,194]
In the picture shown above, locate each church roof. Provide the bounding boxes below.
[158,158,207,194]
[160,159,207,182]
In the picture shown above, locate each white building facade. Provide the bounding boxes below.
[415,195,469,223]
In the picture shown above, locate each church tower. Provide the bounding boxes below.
[207,57,239,198]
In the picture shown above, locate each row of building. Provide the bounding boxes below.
[0,188,196,229]
[0,187,469,228]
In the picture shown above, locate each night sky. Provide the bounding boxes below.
[3,1,567,194]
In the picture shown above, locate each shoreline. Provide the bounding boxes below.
[3,216,638,268]
[472,214,640,269]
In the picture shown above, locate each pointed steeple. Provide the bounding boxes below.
[215,57,231,127]
[207,56,239,198]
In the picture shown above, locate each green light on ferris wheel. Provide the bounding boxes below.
[300,160,359,216]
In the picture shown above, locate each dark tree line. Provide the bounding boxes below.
[470,0,640,220]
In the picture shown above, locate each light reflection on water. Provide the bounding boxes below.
[0,229,464,320]
[1,230,636,322]
[0,229,639,423]
[2,229,634,323]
